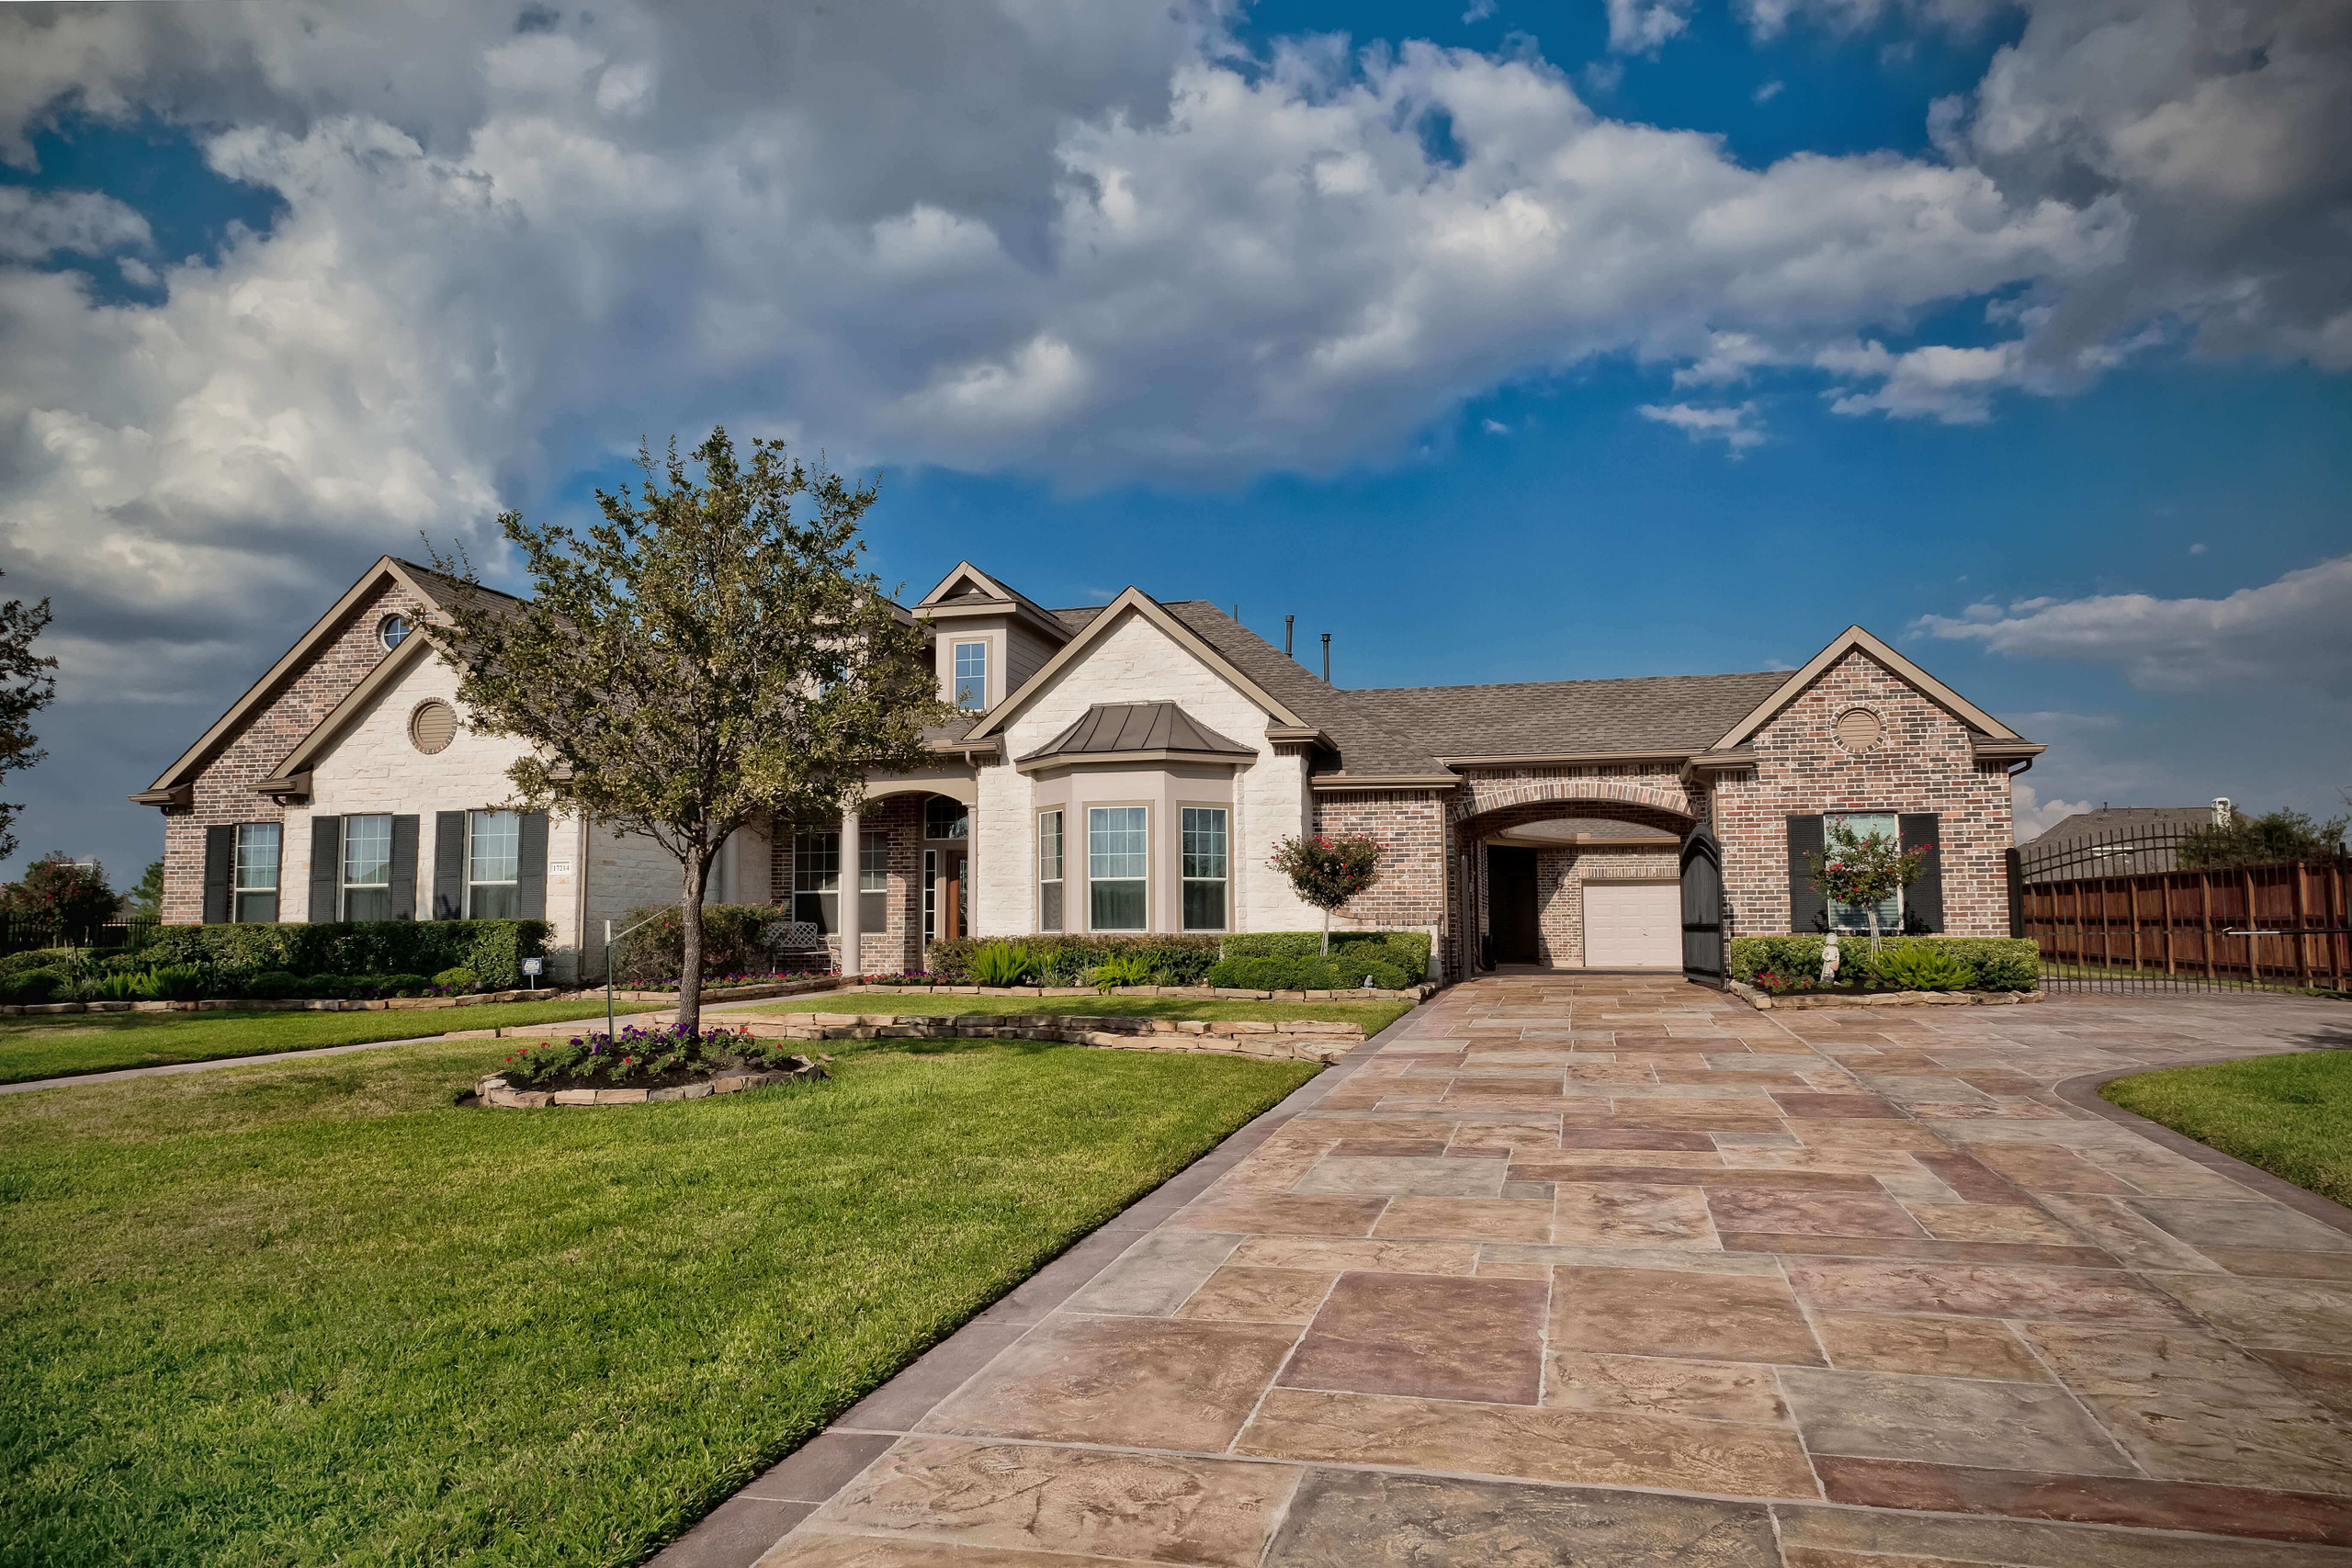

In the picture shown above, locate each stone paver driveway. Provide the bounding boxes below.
[723,975,2352,1568]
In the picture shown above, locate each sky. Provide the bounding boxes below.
[0,0,2347,888]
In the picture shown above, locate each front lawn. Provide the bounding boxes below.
[2102,1050,2352,1206]
[0,1034,1318,1566]
[0,998,625,1085]
[741,992,1414,1032]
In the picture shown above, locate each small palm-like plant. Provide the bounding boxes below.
[967,940,1037,987]
[1870,942,1973,992]
[1088,954,1156,994]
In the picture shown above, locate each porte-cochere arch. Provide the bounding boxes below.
[1451,771,1701,828]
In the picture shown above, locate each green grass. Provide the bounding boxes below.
[0,998,632,1085]
[751,992,1414,1032]
[0,1034,1318,1566]
[2103,1050,2352,1206]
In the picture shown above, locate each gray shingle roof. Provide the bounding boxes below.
[1020,702,1253,763]
[2022,806,2219,849]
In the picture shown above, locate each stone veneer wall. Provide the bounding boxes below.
[1533,847,1680,966]
[160,579,428,924]
[1712,648,2017,939]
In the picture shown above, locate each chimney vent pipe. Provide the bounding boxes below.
[1284,615,1295,658]
[2212,797,2233,826]
[1321,632,1331,683]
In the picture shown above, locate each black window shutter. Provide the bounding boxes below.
[309,816,343,922]
[203,825,235,924]
[389,816,420,921]
[1900,814,1944,933]
[517,811,549,919]
[434,812,466,919]
[1787,816,1827,934]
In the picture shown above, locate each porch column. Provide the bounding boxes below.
[839,804,863,977]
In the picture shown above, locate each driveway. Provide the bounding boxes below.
[683,975,2352,1568]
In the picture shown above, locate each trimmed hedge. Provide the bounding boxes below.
[1205,953,1413,991]
[1223,931,1431,983]
[922,935,1223,986]
[1728,934,2039,993]
[137,920,551,990]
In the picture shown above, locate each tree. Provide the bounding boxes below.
[2179,807,2348,870]
[130,859,164,919]
[1,853,116,944]
[1269,833,1384,953]
[0,570,57,864]
[430,427,950,1033]
[1805,819,1931,955]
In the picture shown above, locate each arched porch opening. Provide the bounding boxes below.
[1451,795,1698,975]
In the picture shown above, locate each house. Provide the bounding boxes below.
[2018,801,2232,883]
[133,556,2046,982]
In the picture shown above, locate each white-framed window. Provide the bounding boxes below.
[378,614,411,650]
[795,829,884,932]
[342,813,393,921]
[466,810,521,919]
[923,849,937,941]
[1181,807,1227,931]
[953,641,989,711]
[1825,811,1902,934]
[232,822,281,923]
[1038,810,1064,932]
[1088,806,1148,931]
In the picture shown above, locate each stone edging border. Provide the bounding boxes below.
[1727,979,2045,1010]
[475,1055,830,1109]
[0,976,844,1019]
[843,982,1435,1003]
[2052,1056,2352,1240]
[504,1012,1365,1066]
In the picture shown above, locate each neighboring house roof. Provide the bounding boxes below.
[1017,702,1255,769]
[2022,806,2218,849]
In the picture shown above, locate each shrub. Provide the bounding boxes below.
[139,964,208,1001]
[96,971,145,1001]
[923,935,1222,986]
[498,1022,800,1089]
[1088,955,1157,992]
[1727,935,2039,992]
[1224,931,1430,983]
[1868,942,1973,992]
[0,946,84,978]
[432,965,481,992]
[241,970,311,1000]
[0,968,63,1002]
[608,904,800,987]
[138,920,550,989]
[965,941,1036,987]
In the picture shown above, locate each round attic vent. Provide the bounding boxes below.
[410,699,458,754]
[1835,708,1885,753]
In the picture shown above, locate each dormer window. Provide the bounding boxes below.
[953,641,989,710]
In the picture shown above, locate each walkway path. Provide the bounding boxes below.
[674,974,2352,1568]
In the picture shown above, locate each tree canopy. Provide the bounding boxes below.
[430,426,949,1030]
[2179,807,2348,870]
[0,570,56,865]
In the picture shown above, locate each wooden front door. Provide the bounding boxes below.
[1487,845,1541,965]
[940,852,967,941]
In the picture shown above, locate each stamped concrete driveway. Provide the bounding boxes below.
[696,975,2352,1568]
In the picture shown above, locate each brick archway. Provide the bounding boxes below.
[1453,773,1697,826]
[1448,782,1699,978]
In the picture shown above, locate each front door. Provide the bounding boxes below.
[940,852,967,942]
[1487,845,1541,965]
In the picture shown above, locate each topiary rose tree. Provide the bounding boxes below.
[1805,819,1932,956]
[1269,833,1384,954]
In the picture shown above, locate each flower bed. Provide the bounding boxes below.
[473,1022,831,1108]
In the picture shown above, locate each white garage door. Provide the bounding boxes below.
[1582,881,1682,968]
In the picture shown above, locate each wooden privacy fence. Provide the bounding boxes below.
[2017,855,2351,990]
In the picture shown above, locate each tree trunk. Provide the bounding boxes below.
[678,841,711,1036]
[1866,906,1881,959]
[1321,905,1330,955]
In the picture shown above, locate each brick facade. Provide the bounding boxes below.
[1311,790,1446,931]
[160,580,428,923]
[1710,648,2016,939]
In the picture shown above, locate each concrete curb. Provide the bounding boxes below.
[642,992,1436,1568]
[2052,1055,2352,1240]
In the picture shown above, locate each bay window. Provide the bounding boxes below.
[1087,806,1148,931]
[1038,810,1064,931]
[1181,807,1227,931]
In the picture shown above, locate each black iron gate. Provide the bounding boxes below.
[1681,829,1725,987]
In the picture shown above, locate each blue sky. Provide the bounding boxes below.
[1,0,2346,886]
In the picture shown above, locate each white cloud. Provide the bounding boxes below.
[1753,79,1785,103]
[0,185,150,260]
[1639,400,1767,450]
[1915,554,2352,694]
[2011,779,2095,840]
[1607,0,1696,54]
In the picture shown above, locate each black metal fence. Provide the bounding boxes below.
[0,915,162,958]
[2009,830,2350,996]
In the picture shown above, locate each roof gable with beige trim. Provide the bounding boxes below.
[1708,625,2026,751]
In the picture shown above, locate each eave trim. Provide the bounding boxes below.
[1707,625,2024,750]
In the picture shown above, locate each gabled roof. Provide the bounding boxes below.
[2022,805,2217,849]
[1017,702,1255,771]
[1352,671,1788,766]
[1709,625,2024,750]
[135,556,513,800]
[913,560,1074,644]
[964,588,1317,740]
